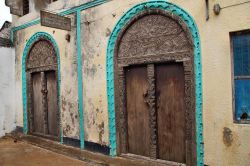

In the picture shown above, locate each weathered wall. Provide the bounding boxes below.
[14,21,80,139]
[81,0,250,163]
[0,47,16,137]
[80,0,145,146]
[168,0,250,165]
[194,1,250,165]
[13,0,250,165]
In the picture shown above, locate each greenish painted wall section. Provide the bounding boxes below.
[22,32,62,142]
[76,10,85,149]
[106,0,204,164]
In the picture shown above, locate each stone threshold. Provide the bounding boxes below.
[6,133,181,166]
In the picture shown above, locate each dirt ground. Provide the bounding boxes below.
[0,137,93,166]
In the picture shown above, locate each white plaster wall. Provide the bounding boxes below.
[0,47,16,137]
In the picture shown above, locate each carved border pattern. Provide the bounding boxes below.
[115,9,195,165]
[147,64,157,159]
[106,1,203,165]
[22,32,62,142]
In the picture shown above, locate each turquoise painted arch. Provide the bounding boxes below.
[22,32,62,142]
[106,0,204,165]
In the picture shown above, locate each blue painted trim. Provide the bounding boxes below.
[11,0,110,43]
[22,32,62,143]
[106,0,204,165]
[76,10,85,149]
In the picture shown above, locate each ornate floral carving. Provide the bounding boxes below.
[147,64,157,159]
[118,14,192,58]
[114,9,196,165]
[107,2,203,165]
[26,40,57,70]
[25,38,59,140]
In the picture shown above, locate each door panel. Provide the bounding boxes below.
[126,66,150,157]
[156,63,186,163]
[32,72,44,134]
[46,71,58,137]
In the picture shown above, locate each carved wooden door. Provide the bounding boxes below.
[46,71,59,136]
[31,71,59,138]
[32,72,44,135]
[125,63,186,163]
[115,9,196,165]
[156,63,186,163]
[126,66,151,157]
[27,39,59,140]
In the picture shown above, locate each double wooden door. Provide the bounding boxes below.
[31,70,59,139]
[125,63,186,163]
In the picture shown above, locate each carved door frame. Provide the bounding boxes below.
[113,9,196,165]
[25,38,60,140]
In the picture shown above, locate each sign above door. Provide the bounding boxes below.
[41,10,71,31]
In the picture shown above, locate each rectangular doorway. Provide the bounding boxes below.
[31,71,59,139]
[125,63,186,164]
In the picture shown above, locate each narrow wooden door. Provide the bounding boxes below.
[125,66,151,157]
[46,71,59,137]
[31,71,58,138]
[156,63,186,163]
[32,72,44,134]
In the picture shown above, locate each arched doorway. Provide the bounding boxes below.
[106,2,204,164]
[25,39,59,140]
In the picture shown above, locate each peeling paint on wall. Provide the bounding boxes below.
[81,7,110,145]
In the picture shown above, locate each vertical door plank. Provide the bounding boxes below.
[126,66,150,157]
[156,63,186,163]
[41,71,48,135]
[46,71,59,137]
[32,72,44,134]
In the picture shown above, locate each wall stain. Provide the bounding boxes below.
[105,28,111,37]
[86,64,97,79]
[85,98,106,144]
[61,96,79,138]
[223,127,233,147]
[98,122,104,144]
